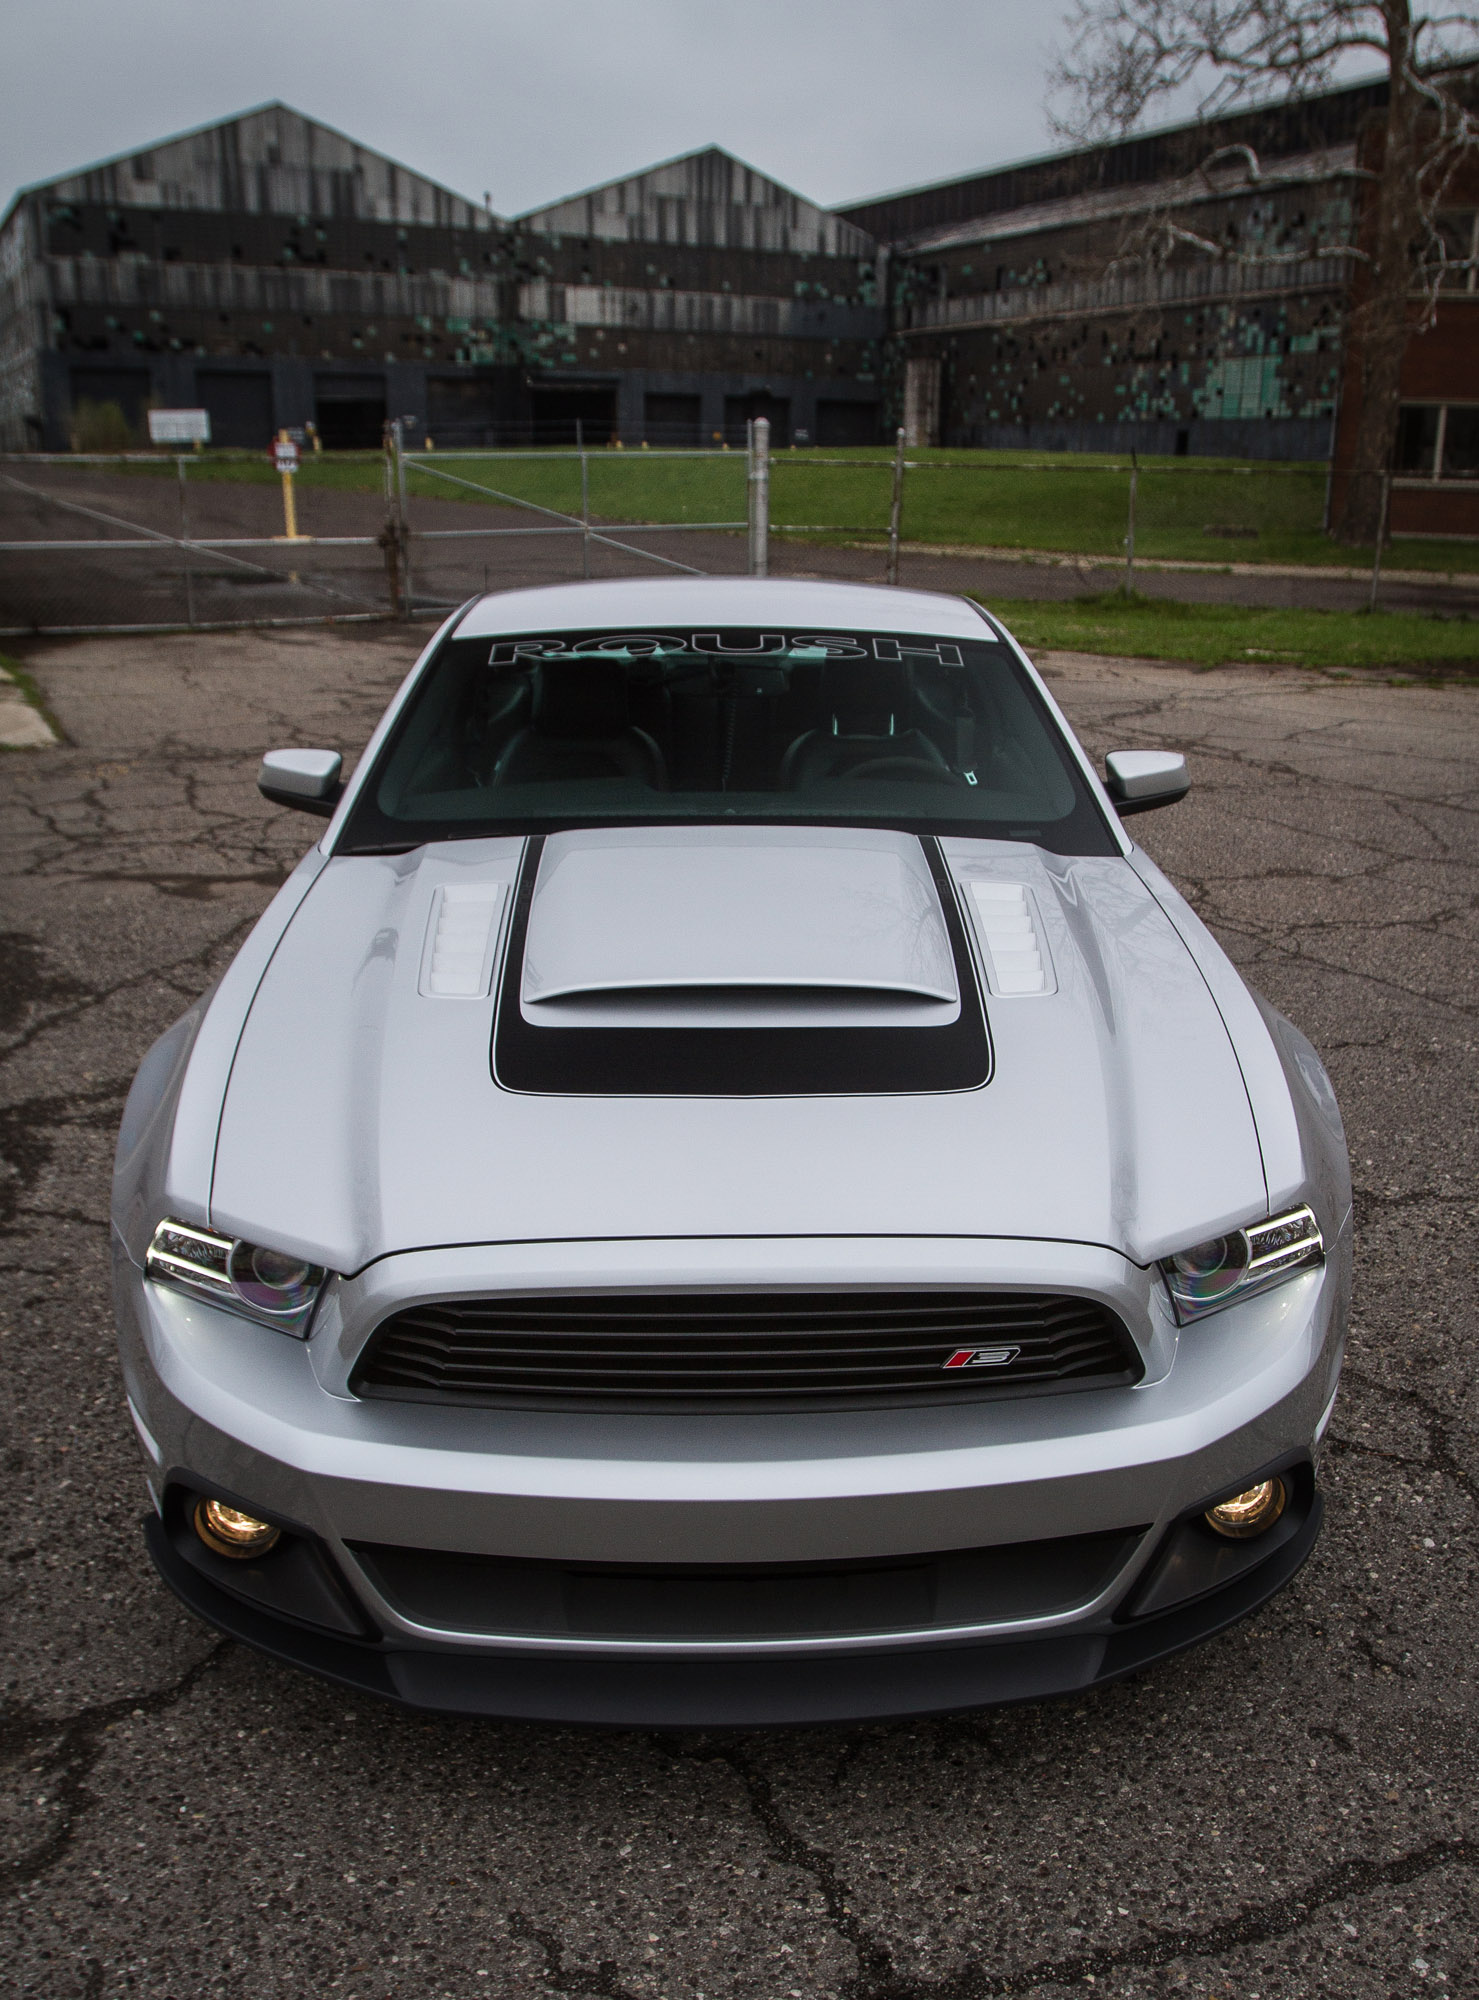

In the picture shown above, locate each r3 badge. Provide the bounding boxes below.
[944,1346,1021,1369]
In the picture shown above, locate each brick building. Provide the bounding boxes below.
[1329,130,1479,537]
[839,83,1390,462]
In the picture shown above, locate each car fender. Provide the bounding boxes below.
[1124,846,1309,1212]
[111,846,330,1264]
[1251,993,1353,1250]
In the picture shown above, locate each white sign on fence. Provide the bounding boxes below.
[148,408,211,445]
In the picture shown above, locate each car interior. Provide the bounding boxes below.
[373,635,1076,822]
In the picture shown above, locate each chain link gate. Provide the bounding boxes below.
[2,431,1404,638]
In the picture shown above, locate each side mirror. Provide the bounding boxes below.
[258,748,344,818]
[1105,749,1189,816]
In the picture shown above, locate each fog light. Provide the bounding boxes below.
[1205,1478,1287,1540]
[193,1497,281,1559]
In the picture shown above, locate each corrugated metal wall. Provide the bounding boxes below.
[40,104,494,231]
[522,147,873,257]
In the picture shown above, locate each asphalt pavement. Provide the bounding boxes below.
[1,622,1475,1999]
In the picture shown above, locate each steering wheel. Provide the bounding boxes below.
[841,756,964,785]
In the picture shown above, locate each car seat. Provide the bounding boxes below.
[492,657,668,789]
[779,659,955,788]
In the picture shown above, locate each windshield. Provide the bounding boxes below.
[338,624,1115,855]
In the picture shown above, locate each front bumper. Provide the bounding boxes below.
[116,1230,1346,1725]
[145,1485,1322,1725]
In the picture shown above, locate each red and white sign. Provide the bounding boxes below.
[272,438,300,473]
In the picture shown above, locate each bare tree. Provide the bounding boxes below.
[1049,3,1479,542]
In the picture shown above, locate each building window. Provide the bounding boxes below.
[1445,407,1479,481]
[1395,404,1479,481]
[1433,211,1478,292]
[1395,405,1440,475]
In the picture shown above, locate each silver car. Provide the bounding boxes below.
[113,579,1350,1725]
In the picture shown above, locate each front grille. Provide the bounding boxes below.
[351,1289,1142,1408]
[349,1528,1147,1640]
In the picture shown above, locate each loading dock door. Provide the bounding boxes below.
[315,378,388,449]
[529,385,616,445]
[643,393,702,445]
[817,400,879,447]
[428,377,498,446]
[199,372,274,449]
[724,393,790,448]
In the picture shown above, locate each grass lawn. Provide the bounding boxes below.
[985,591,1479,676]
[123,447,1479,574]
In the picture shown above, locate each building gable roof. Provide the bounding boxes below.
[7,102,497,232]
[518,144,874,257]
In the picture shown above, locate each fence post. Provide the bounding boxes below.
[177,455,195,628]
[381,434,403,615]
[1123,456,1138,595]
[886,426,906,586]
[394,419,413,613]
[1368,470,1390,613]
[748,417,770,576]
[578,417,591,580]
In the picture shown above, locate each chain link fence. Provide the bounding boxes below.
[767,433,1335,582]
[0,423,1422,637]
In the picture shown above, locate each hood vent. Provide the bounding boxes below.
[521,827,959,1012]
[493,834,992,1096]
[420,883,506,998]
[965,882,1055,997]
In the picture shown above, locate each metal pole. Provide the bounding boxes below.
[745,418,754,569]
[1124,458,1138,595]
[578,417,590,580]
[886,425,906,586]
[177,456,195,627]
[393,419,411,615]
[748,416,770,577]
[381,438,401,614]
[1368,470,1390,613]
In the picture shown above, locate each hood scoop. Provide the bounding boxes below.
[520,826,960,1029]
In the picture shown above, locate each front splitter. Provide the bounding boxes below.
[144,1499,1321,1728]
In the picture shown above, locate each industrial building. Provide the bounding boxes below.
[0,105,507,452]
[1,80,1473,533]
[848,82,1391,462]
[510,150,883,447]
[0,105,884,454]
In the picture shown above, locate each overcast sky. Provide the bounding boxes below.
[4,0,1121,217]
[5,0,1386,220]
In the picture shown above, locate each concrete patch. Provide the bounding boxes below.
[0,662,59,746]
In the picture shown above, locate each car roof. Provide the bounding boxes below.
[451,577,996,640]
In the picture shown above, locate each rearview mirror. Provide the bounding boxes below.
[1104,749,1189,816]
[258,748,344,818]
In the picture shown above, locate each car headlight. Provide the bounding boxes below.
[146,1218,327,1334]
[1161,1205,1323,1324]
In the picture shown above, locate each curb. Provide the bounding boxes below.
[0,658,62,747]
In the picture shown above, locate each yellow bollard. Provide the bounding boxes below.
[274,429,304,541]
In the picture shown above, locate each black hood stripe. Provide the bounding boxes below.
[491,835,992,1098]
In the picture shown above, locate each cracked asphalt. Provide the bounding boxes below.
[1,622,1475,1999]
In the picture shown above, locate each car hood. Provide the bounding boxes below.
[209,828,1269,1272]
